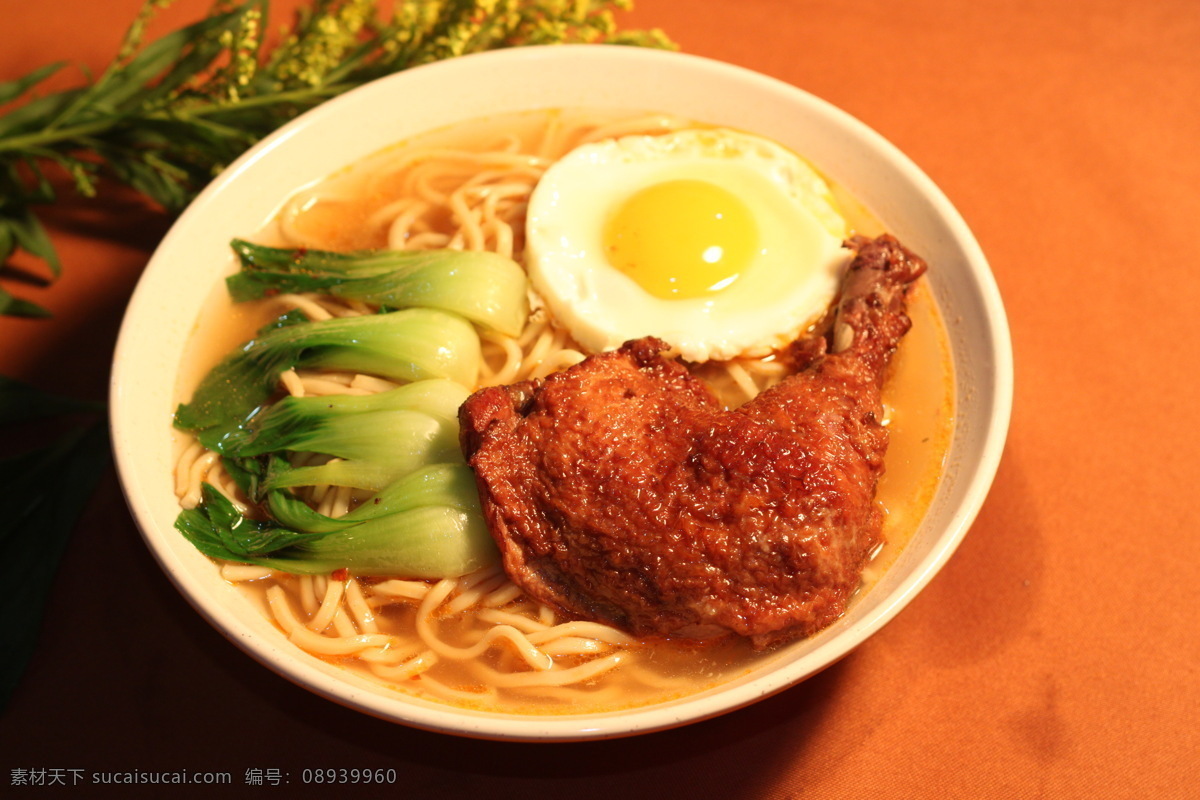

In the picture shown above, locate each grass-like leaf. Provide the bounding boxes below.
[0,381,109,712]
[0,287,50,318]
[0,0,674,318]
[0,376,104,422]
[0,62,65,107]
[3,201,61,277]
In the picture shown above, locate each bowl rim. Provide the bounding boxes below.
[110,43,1013,742]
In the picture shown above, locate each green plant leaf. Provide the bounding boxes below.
[0,219,13,261]
[0,376,105,424]
[0,62,65,107]
[0,413,109,712]
[108,15,238,111]
[0,86,86,140]
[3,203,61,278]
[0,0,674,303]
[0,287,51,319]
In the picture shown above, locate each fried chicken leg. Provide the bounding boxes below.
[460,234,927,648]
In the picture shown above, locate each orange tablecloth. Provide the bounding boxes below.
[2,1,1196,797]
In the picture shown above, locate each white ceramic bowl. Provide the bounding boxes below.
[111,45,1012,741]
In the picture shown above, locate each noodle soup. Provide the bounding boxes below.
[173,109,954,714]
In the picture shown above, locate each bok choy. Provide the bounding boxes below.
[177,473,496,578]
[175,307,480,453]
[176,371,498,577]
[246,380,470,493]
[266,463,480,534]
[226,240,530,337]
[169,236,533,577]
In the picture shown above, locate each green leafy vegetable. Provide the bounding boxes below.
[267,462,479,532]
[237,377,467,455]
[172,313,492,576]
[259,408,461,494]
[227,238,530,336]
[177,477,496,578]
[0,0,674,317]
[233,378,469,493]
[175,384,496,576]
[174,307,481,452]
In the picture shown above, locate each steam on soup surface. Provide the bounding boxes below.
[173,108,953,714]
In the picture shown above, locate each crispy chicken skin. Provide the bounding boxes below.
[460,234,927,648]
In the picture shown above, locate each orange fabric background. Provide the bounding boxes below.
[1,0,1196,797]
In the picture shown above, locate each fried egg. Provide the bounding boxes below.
[524,128,852,363]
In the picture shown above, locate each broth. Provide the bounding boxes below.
[173,109,954,714]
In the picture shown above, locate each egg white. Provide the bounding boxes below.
[524,128,852,363]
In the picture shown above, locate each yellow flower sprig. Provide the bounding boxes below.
[0,0,674,318]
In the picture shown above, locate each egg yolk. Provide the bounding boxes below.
[603,179,758,299]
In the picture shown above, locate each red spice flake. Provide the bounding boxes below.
[331,568,349,582]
